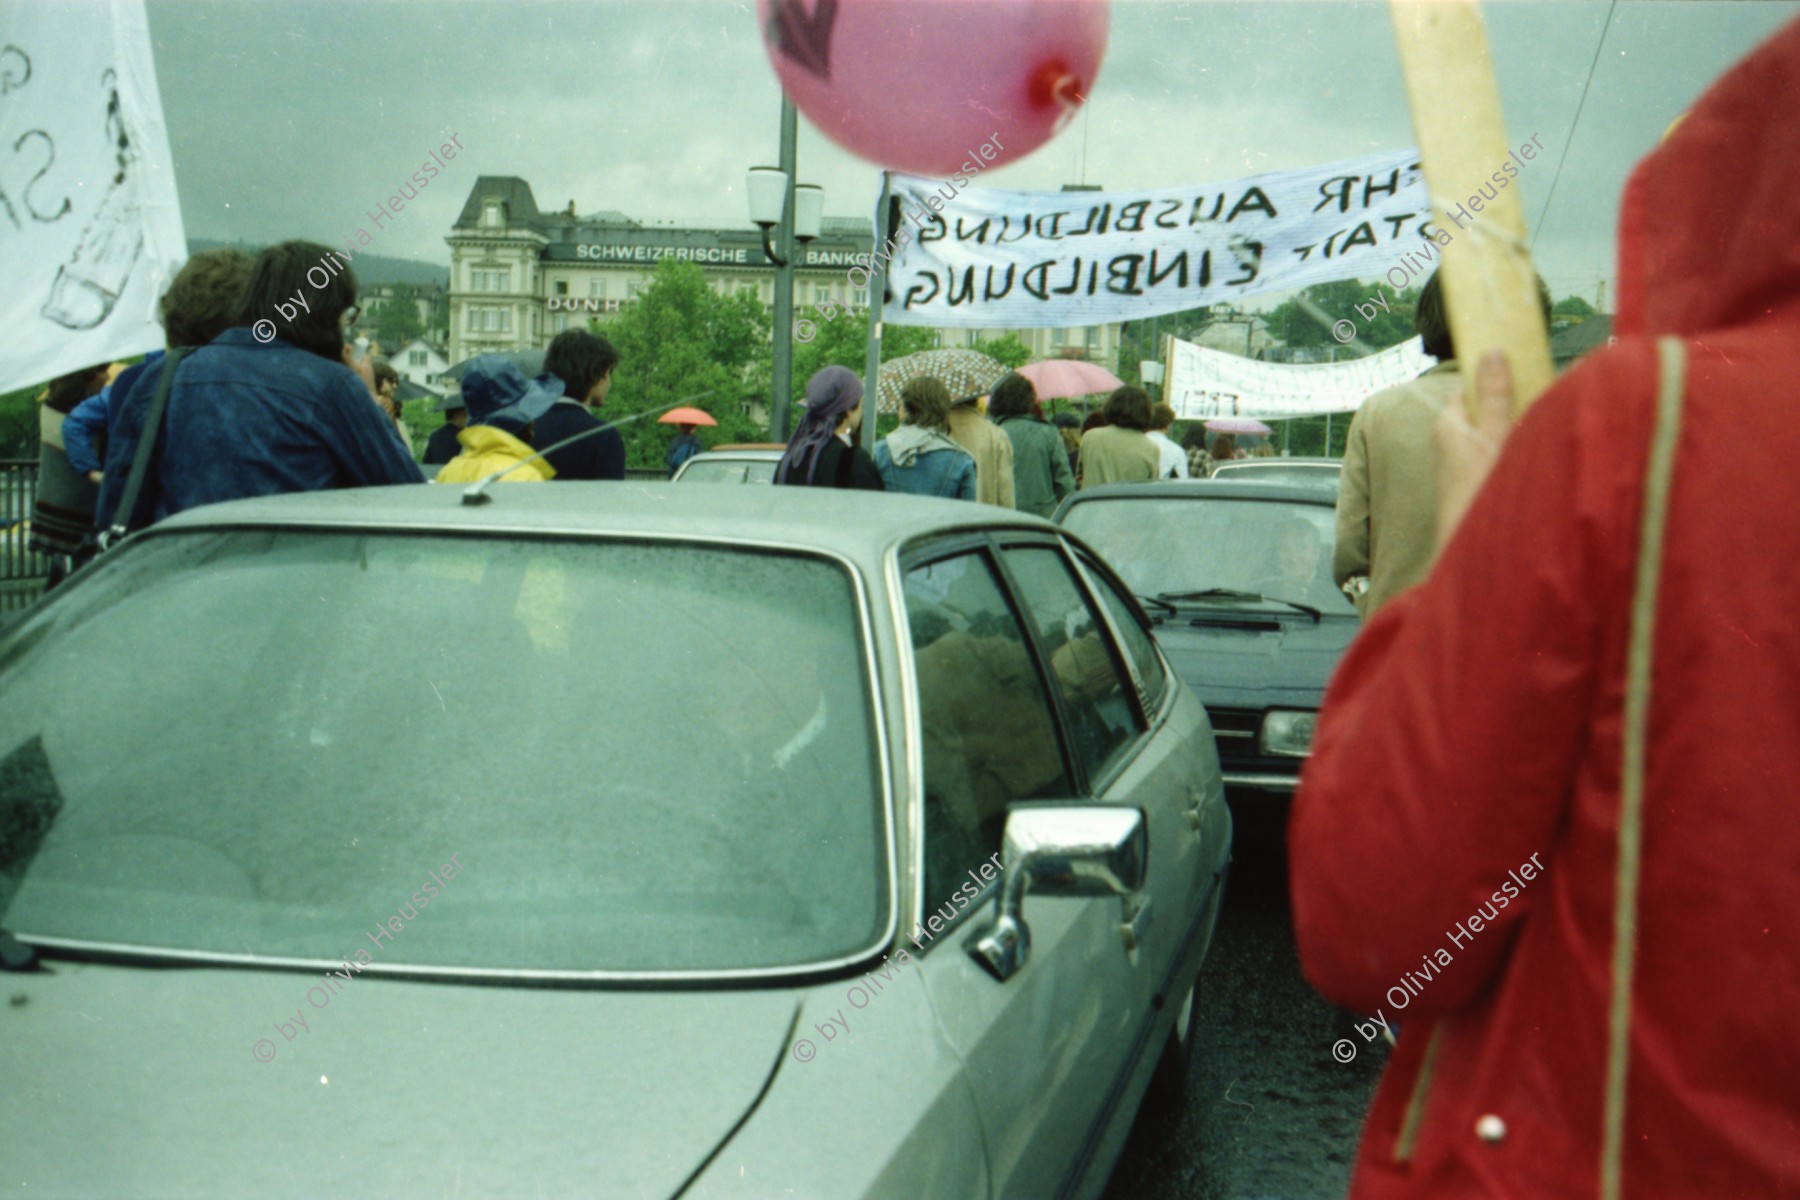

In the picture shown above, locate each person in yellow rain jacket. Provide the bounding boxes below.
[433,354,563,483]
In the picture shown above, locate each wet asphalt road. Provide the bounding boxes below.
[1103,804,1389,1200]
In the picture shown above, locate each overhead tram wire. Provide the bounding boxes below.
[1531,0,1619,253]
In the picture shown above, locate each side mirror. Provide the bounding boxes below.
[971,805,1147,981]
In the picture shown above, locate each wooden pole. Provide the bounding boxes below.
[1389,0,1553,417]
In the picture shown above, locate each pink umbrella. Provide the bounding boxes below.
[1204,417,1273,436]
[1016,359,1125,400]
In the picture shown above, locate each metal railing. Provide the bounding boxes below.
[1,459,49,611]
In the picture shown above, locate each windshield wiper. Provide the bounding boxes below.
[1157,588,1322,621]
[1158,588,1265,604]
[1135,593,1179,616]
[1258,594,1323,621]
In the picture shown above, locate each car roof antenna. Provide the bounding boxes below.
[460,393,713,506]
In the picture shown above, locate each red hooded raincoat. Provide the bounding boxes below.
[1290,17,1800,1199]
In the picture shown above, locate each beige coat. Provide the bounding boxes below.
[946,405,1016,508]
[1078,425,1160,488]
[1332,361,1462,616]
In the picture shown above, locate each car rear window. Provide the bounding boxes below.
[1061,496,1355,614]
[0,530,888,976]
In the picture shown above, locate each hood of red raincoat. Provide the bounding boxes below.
[1615,15,1800,339]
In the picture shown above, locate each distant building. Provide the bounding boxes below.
[390,338,451,394]
[359,282,447,342]
[444,176,1121,374]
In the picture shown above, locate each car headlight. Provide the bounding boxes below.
[1259,710,1318,757]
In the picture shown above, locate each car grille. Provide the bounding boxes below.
[1205,706,1301,782]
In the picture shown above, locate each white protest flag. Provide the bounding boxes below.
[1165,335,1435,419]
[1,0,186,395]
[880,148,1431,330]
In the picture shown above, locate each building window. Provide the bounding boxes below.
[555,281,568,296]
[466,306,511,333]
[852,289,868,306]
[1085,326,1099,350]
[472,268,511,293]
[627,280,646,300]
[482,201,503,228]
[737,285,756,299]
[408,349,426,366]
[815,285,833,303]
[553,313,570,332]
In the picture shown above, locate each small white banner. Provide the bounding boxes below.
[1,0,187,395]
[1166,336,1435,419]
[880,148,1429,330]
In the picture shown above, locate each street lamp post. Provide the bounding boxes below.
[747,99,826,445]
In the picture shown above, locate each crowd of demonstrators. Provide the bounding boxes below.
[945,389,1015,507]
[775,365,884,490]
[537,329,626,481]
[1077,386,1160,488]
[432,356,563,484]
[988,371,1074,517]
[1293,18,1800,1198]
[422,393,468,467]
[1145,403,1189,479]
[875,377,975,499]
[1335,267,1553,617]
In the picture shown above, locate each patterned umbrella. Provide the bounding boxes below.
[874,348,1007,414]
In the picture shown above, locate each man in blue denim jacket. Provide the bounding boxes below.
[100,242,421,530]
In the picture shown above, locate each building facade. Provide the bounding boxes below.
[445,176,1121,373]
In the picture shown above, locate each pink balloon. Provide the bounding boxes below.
[759,0,1110,176]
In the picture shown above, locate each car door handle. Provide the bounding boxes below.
[1121,894,1153,954]
[1185,785,1205,832]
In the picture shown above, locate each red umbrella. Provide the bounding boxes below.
[657,407,717,427]
[1016,359,1125,400]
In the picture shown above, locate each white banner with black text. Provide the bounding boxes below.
[1,0,187,396]
[879,148,1432,330]
[1166,336,1436,419]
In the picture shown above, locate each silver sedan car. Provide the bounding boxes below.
[0,483,1231,1199]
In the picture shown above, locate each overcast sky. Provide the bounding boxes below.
[144,0,1799,308]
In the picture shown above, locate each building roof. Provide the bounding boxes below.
[453,176,543,228]
[451,177,875,257]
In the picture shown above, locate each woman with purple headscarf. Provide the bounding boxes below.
[775,365,885,490]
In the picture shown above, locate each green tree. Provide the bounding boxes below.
[1262,280,1421,353]
[0,386,39,460]
[1552,294,1597,319]
[603,258,773,466]
[785,307,934,429]
[373,282,426,349]
[971,333,1032,369]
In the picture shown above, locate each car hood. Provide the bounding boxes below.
[1151,611,1358,710]
[1,956,800,1198]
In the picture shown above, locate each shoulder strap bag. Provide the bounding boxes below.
[97,347,188,553]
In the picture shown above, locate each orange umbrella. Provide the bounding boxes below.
[657,407,717,427]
